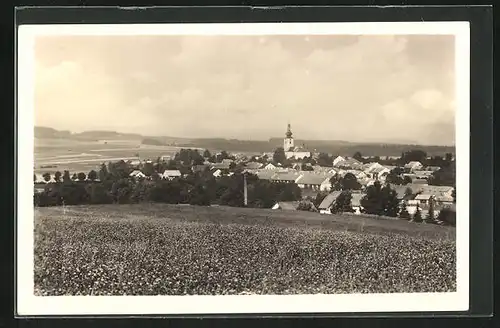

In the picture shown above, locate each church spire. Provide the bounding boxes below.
[286,123,293,138]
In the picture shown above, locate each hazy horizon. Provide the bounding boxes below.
[34,34,456,146]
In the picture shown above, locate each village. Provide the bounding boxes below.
[34,124,456,225]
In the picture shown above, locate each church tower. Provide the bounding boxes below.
[284,123,294,151]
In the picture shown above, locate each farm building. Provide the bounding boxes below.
[264,163,277,170]
[296,173,334,191]
[162,170,181,180]
[211,162,231,170]
[317,191,343,214]
[404,161,423,171]
[270,171,302,184]
[271,201,300,211]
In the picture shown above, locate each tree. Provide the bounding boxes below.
[352,152,363,162]
[413,206,423,223]
[62,170,71,183]
[54,171,62,183]
[340,173,362,190]
[401,150,427,164]
[33,173,37,182]
[42,172,51,182]
[142,162,155,176]
[77,172,86,181]
[88,170,98,181]
[297,200,317,212]
[99,163,109,182]
[381,184,399,217]
[229,162,237,170]
[71,173,78,181]
[452,187,456,203]
[87,183,112,204]
[437,207,456,226]
[403,175,412,185]
[317,152,332,167]
[273,147,287,165]
[399,202,411,219]
[203,149,212,158]
[360,181,384,215]
[361,181,398,217]
[333,191,353,213]
[329,174,342,191]
[404,187,413,198]
[109,178,133,204]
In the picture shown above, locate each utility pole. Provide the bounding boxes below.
[243,172,248,207]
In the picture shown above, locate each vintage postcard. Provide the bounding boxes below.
[17,21,470,315]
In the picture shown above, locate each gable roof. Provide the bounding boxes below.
[271,171,302,182]
[318,191,343,209]
[255,169,277,180]
[129,170,144,177]
[296,172,334,185]
[211,162,231,170]
[415,194,433,200]
[245,162,263,169]
[162,170,181,177]
[274,201,300,210]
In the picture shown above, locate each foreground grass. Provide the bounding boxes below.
[34,204,456,295]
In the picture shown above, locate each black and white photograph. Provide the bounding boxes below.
[16,21,470,315]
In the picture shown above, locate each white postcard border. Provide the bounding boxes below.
[16,21,470,316]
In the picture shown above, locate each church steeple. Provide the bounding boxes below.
[286,123,293,139]
[284,123,294,151]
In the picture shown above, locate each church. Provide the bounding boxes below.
[283,123,311,159]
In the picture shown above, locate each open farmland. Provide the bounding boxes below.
[34,138,199,175]
[34,204,456,296]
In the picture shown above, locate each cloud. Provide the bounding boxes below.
[33,34,456,145]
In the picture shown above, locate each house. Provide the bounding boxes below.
[371,166,391,181]
[312,165,336,174]
[212,169,222,178]
[332,156,345,166]
[404,161,423,171]
[351,192,365,214]
[162,170,181,180]
[412,170,434,179]
[270,171,303,184]
[264,163,277,170]
[334,157,363,170]
[211,162,231,170]
[192,164,210,173]
[222,159,234,165]
[425,166,441,172]
[245,162,263,170]
[129,170,146,179]
[296,173,335,191]
[272,201,300,211]
[317,191,343,214]
[363,162,384,173]
[254,169,277,181]
[414,194,434,205]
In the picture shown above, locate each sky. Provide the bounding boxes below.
[34,34,456,145]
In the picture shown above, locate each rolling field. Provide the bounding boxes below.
[34,204,456,296]
[34,138,197,175]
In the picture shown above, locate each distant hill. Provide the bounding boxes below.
[34,126,455,156]
[34,126,72,139]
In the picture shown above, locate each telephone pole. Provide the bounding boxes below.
[243,172,248,207]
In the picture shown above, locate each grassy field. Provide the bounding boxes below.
[34,204,456,296]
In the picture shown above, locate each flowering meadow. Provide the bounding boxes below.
[34,204,456,295]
